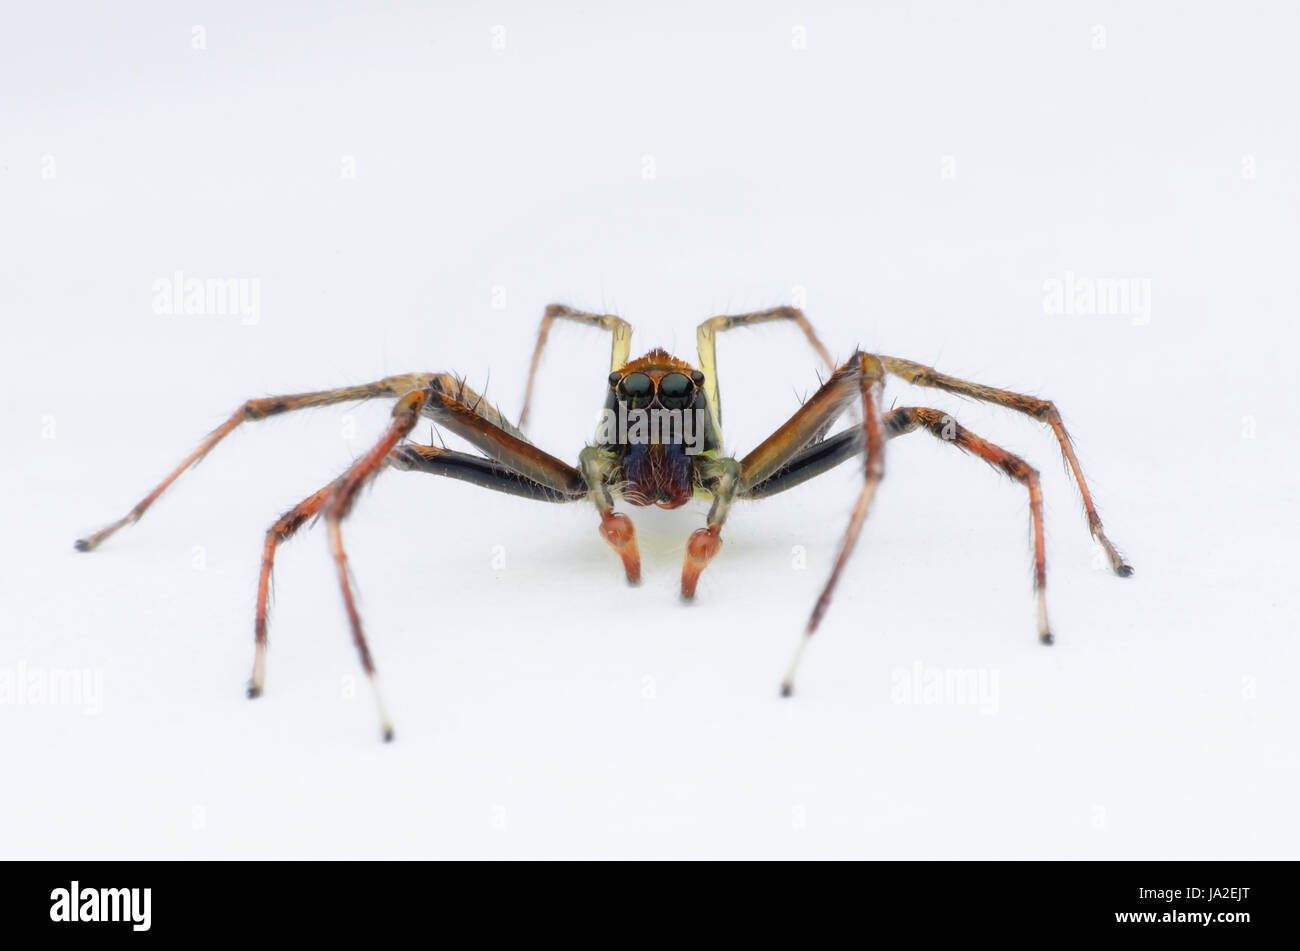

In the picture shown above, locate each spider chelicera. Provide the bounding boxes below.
[76,304,1133,740]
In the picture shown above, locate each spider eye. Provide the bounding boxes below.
[691,370,705,385]
[618,372,653,402]
[658,372,694,409]
[608,371,622,387]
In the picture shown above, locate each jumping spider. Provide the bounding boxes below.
[77,305,1133,740]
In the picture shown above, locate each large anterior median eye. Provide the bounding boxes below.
[657,372,694,409]
[618,372,653,405]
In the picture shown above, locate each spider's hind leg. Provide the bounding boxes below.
[886,407,1054,646]
[745,406,1058,648]
[880,355,1133,577]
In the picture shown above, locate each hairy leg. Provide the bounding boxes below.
[880,355,1132,576]
[695,306,835,435]
[250,482,333,698]
[744,406,1060,645]
[680,347,872,601]
[390,444,582,502]
[675,350,887,689]
[318,388,432,741]
[250,442,584,700]
[519,303,633,430]
[774,354,886,696]
[885,407,1053,644]
[75,372,444,552]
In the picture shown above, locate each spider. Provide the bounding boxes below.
[76,304,1133,741]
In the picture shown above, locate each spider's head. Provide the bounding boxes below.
[605,348,710,415]
[600,349,717,509]
[606,368,706,411]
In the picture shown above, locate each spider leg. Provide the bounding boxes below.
[753,354,886,696]
[418,370,641,581]
[250,482,333,698]
[249,384,588,727]
[418,377,641,581]
[676,352,884,674]
[421,377,586,495]
[519,303,633,430]
[880,355,1133,577]
[885,407,1053,644]
[320,387,433,742]
[390,444,580,502]
[73,371,482,552]
[680,332,854,600]
[743,428,863,499]
[251,447,576,700]
[734,404,1059,650]
[316,378,599,739]
[739,351,877,490]
[695,306,835,436]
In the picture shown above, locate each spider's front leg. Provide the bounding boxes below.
[724,352,888,695]
[417,385,638,587]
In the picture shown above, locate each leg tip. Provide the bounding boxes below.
[1116,563,1134,578]
[74,538,94,552]
[780,681,794,698]
[1039,630,1055,646]
[382,726,395,743]
[246,684,262,700]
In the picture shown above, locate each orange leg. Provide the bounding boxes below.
[249,386,590,717]
[885,407,1053,645]
[778,354,886,695]
[75,373,442,552]
[318,387,430,742]
[880,355,1132,576]
[249,483,333,698]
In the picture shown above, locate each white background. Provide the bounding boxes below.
[3,2,1296,859]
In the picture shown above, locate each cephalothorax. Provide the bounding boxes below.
[77,304,1133,740]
